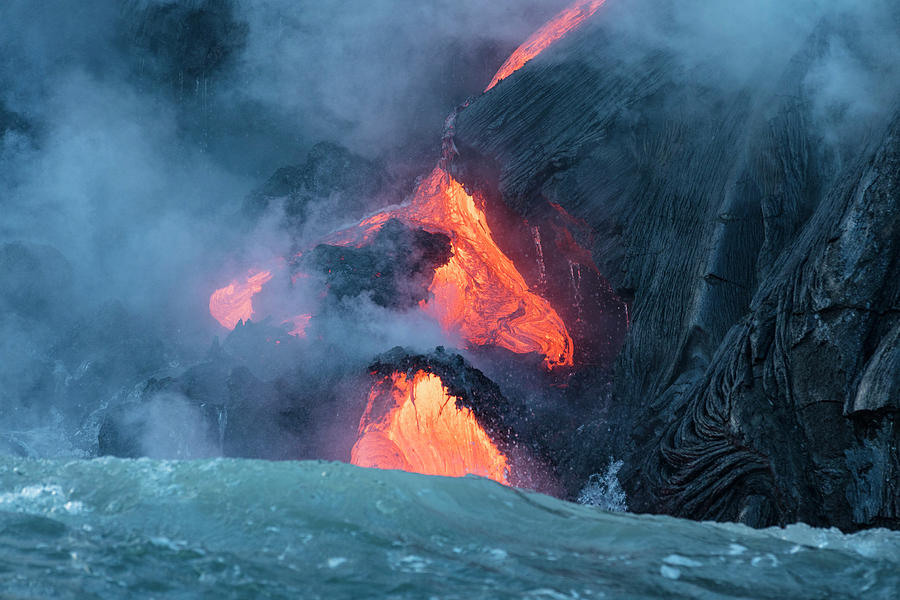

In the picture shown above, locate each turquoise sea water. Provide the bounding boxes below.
[0,456,897,599]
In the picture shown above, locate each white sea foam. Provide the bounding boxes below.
[0,483,85,515]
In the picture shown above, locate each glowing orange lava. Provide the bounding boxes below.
[209,1,598,363]
[331,167,573,368]
[209,270,273,330]
[351,370,510,483]
[485,0,606,91]
[285,313,312,337]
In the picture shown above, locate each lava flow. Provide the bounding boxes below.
[209,270,273,330]
[330,166,573,368]
[350,370,510,484]
[485,0,606,91]
[200,0,614,485]
[208,0,607,365]
[209,169,574,367]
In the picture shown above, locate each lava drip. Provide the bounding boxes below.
[485,0,606,91]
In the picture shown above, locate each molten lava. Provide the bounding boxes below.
[331,167,573,368]
[485,0,606,91]
[284,313,312,338]
[209,1,602,363]
[209,270,273,330]
[351,370,510,484]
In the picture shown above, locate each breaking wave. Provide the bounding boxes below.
[1,456,898,598]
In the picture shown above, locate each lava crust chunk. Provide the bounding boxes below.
[307,219,452,310]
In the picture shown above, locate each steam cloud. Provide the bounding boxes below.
[0,0,569,455]
[1,0,898,458]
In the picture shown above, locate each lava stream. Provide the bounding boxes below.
[331,167,573,368]
[485,0,606,91]
[351,370,510,484]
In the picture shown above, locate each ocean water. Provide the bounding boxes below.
[0,457,897,599]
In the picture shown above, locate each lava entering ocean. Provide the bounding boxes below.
[485,0,606,91]
[351,370,510,484]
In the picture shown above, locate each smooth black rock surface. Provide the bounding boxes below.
[451,0,900,530]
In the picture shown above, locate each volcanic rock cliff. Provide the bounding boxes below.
[450,1,900,530]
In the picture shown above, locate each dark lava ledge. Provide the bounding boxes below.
[450,0,900,531]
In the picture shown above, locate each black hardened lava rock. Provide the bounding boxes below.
[451,0,900,530]
[242,142,393,232]
[308,218,451,309]
[368,346,514,445]
[118,0,247,92]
